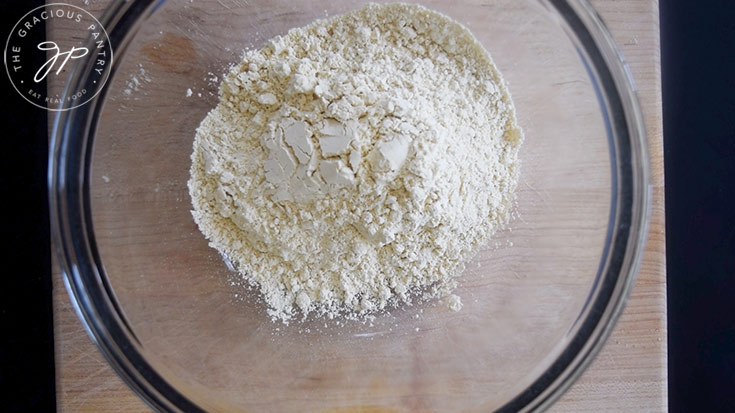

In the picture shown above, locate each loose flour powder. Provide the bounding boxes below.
[188,3,522,323]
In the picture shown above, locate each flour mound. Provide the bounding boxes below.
[188,3,522,323]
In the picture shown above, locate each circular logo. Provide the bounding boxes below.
[4,3,113,111]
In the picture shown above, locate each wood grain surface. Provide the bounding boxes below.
[51,0,666,411]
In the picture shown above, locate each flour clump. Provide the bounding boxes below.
[188,3,523,323]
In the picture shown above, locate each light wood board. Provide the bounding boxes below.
[51,0,666,410]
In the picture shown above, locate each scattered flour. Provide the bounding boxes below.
[188,3,522,323]
[123,63,151,96]
[446,294,463,312]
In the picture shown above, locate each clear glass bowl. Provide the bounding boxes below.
[50,0,649,411]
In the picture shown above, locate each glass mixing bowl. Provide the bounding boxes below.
[50,0,649,411]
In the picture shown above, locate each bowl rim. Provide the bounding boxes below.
[49,0,650,411]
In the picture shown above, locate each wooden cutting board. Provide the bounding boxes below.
[51,0,666,410]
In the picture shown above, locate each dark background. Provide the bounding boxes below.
[0,0,55,411]
[661,0,735,411]
[660,0,735,412]
[1,0,734,411]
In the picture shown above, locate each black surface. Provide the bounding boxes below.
[0,0,56,412]
[662,0,735,411]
